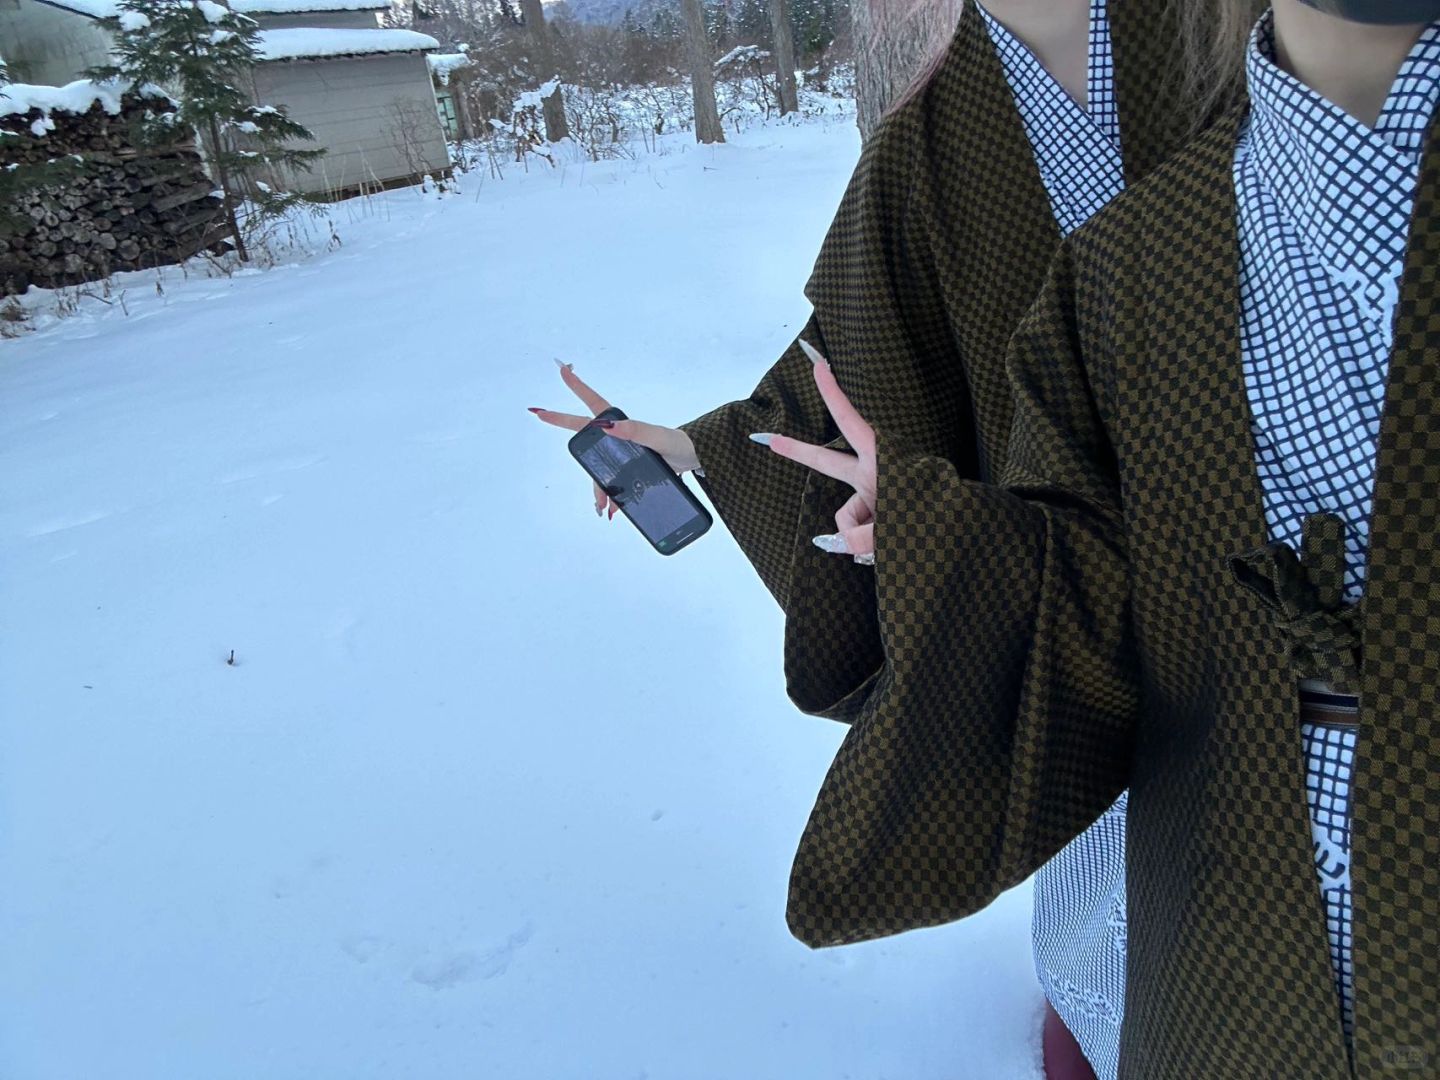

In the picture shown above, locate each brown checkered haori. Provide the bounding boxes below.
[791,105,1440,1079]
[680,0,1198,718]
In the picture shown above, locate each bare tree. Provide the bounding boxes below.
[767,0,799,114]
[518,0,570,142]
[682,0,724,143]
[385,97,439,180]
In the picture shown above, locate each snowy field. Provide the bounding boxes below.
[0,117,1042,1079]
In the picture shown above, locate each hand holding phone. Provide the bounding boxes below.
[528,363,711,555]
[567,407,712,555]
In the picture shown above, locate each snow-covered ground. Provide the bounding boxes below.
[0,117,1043,1079]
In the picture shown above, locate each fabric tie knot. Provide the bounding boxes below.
[1229,513,1363,696]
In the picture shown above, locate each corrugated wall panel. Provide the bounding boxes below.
[0,0,115,85]
[250,52,449,195]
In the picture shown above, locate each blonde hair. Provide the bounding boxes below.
[877,0,1266,137]
[1169,0,1268,126]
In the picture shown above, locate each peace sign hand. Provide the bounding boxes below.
[753,340,877,561]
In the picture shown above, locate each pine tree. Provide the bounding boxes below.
[90,0,325,262]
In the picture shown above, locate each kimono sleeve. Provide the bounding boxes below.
[679,98,968,716]
[677,315,844,613]
[786,243,1141,946]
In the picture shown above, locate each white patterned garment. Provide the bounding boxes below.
[1235,12,1440,1041]
[978,1,1125,237]
[977,5,1131,1079]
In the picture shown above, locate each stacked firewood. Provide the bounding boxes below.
[0,91,226,297]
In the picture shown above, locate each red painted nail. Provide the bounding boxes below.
[528,407,544,414]
[592,419,615,429]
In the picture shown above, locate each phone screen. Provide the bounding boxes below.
[576,434,702,546]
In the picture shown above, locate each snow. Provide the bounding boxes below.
[231,0,391,11]
[427,51,471,85]
[0,116,1044,1079]
[0,79,125,119]
[715,43,770,69]
[255,27,439,61]
[513,76,562,112]
[196,0,230,22]
[35,0,381,18]
[117,9,150,30]
[0,78,170,122]
[29,0,118,18]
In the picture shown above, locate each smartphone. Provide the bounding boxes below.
[568,407,712,555]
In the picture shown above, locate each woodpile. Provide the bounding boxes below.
[0,91,226,297]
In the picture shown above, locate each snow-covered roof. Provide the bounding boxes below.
[255,27,438,61]
[426,52,469,84]
[29,0,120,19]
[32,0,391,19]
[230,0,392,13]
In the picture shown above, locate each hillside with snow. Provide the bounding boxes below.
[0,118,1043,1079]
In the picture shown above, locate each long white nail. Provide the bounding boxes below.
[554,358,574,372]
[749,432,776,446]
[812,533,850,555]
[797,338,829,369]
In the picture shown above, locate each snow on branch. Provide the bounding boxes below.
[511,77,560,112]
[714,44,771,73]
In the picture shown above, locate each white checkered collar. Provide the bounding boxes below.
[976,0,1125,237]
[977,0,1118,145]
[1243,12,1440,283]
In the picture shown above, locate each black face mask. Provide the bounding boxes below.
[1297,0,1440,23]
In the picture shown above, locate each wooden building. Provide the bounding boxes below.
[0,0,453,197]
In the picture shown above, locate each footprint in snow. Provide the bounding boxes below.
[410,922,536,991]
[340,935,384,964]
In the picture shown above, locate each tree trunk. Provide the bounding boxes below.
[519,0,570,142]
[453,84,474,142]
[768,0,799,115]
[681,0,725,143]
[205,112,248,262]
[850,0,962,139]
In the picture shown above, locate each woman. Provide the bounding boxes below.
[532,2,1216,1075]
[767,1,1440,1074]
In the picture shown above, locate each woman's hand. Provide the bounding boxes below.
[755,340,877,560]
[529,361,701,520]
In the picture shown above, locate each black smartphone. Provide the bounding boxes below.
[567,407,713,555]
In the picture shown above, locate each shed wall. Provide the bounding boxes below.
[252,10,378,31]
[0,0,113,85]
[250,52,448,195]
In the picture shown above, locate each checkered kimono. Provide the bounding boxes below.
[678,1,1198,716]
[675,0,1197,1070]
[977,4,1131,1078]
[784,61,1440,1080]
[1236,14,1440,1043]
